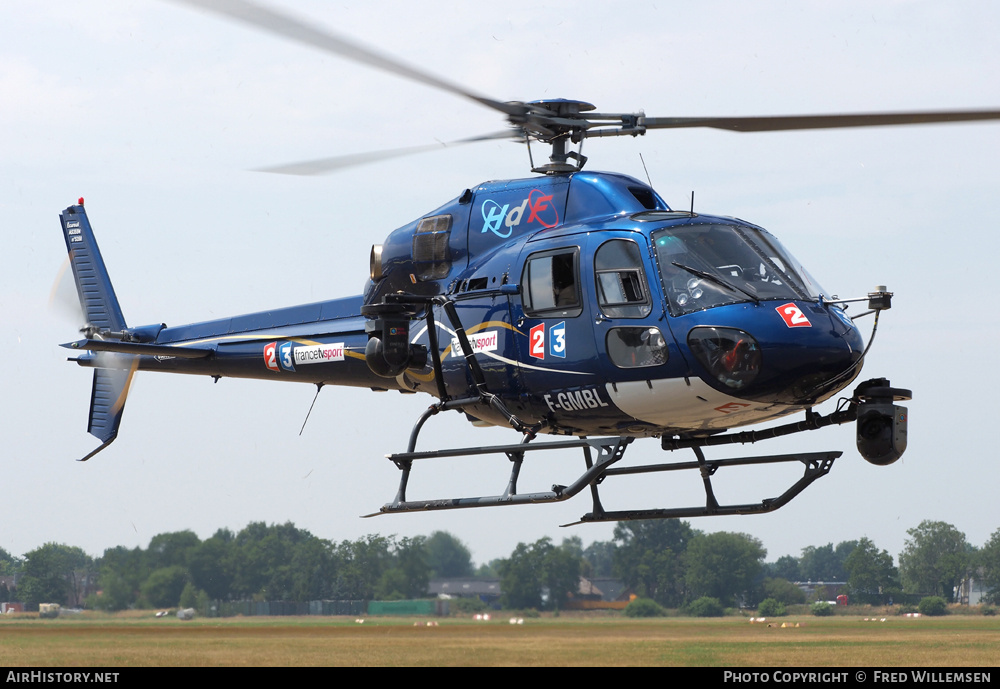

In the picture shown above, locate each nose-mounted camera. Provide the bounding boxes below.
[854,378,910,465]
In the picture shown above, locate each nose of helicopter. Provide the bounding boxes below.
[683,302,865,405]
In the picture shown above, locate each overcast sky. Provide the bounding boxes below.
[2,1,998,568]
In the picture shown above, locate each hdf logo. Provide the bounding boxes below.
[481,189,560,238]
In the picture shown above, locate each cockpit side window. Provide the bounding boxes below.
[594,239,651,318]
[522,248,582,318]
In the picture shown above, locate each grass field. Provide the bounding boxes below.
[1,613,998,667]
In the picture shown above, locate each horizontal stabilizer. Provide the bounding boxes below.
[62,339,213,359]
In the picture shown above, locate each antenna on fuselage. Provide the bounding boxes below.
[299,383,324,436]
[639,153,652,187]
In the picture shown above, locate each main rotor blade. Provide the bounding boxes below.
[168,0,525,117]
[256,130,518,175]
[640,109,1000,132]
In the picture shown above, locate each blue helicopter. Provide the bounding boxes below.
[59,0,1000,524]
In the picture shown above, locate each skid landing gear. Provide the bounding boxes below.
[364,378,909,523]
[363,410,840,523]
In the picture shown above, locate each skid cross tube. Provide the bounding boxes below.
[389,395,480,505]
[364,437,633,516]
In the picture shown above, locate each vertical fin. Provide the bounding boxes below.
[60,202,134,461]
[60,203,127,333]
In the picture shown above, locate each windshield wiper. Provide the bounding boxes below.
[672,262,760,304]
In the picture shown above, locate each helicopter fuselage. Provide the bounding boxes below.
[65,170,865,440]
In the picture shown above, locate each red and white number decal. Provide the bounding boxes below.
[715,402,751,414]
[529,324,545,359]
[776,303,812,328]
[263,341,279,371]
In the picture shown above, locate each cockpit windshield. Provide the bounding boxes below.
[651,223,826,316]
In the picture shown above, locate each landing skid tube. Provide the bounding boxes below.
[567,449,839,525]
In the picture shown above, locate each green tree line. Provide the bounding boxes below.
[3,520,998,610]
[4,525,474,611]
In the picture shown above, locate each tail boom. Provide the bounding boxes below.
[59,201,407,461]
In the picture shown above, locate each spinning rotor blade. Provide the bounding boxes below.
[49,258,85,327]
[168,0,525,117]
[256,131,518,175]
[639,109,1000,133]
[167,2,1000,174]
